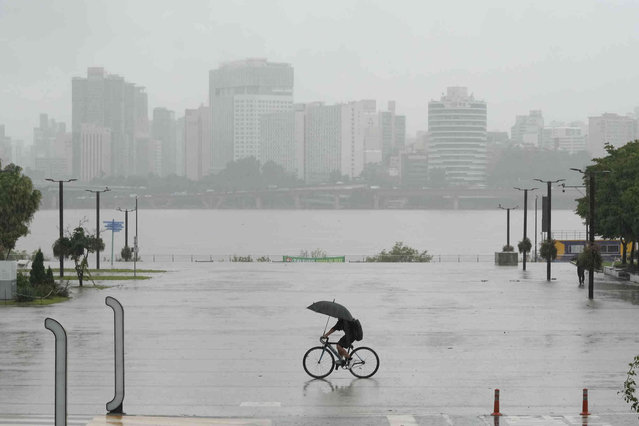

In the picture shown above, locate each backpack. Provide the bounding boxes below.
[351,319,363,341]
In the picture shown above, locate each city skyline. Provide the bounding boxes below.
[2,0,639,143]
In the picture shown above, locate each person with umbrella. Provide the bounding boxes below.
[323,319,356,367]
[308,300,359,368]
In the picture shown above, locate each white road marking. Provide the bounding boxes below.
[387,414,418,426]
[239,401,281,407]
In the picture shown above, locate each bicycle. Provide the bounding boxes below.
[303,337,379,379]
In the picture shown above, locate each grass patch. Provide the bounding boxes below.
[62,275,151,281]
[2,296,69,306]
[52,268,166,273]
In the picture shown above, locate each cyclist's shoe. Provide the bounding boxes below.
[335,358,345,366]
[344,357,353,369]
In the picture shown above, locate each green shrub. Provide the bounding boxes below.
[578,244,602,270]
[15,272,35,302]
[121,246,132,262]
[518,238,532,254]
[230,255,253,262]
[366,242,433,262]
[502,244,514,252]
[29,249,46,286]
[540,239,558,261]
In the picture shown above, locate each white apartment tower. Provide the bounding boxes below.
[209,59,294,173]
[588,113,637,157]
[428,87,487,186]
[184,106,212,181]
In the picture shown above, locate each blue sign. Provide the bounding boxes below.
[104,220,124,232]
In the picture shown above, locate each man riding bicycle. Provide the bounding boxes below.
[323,318,356,367]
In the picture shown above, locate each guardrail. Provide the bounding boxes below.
[142,254,538,263]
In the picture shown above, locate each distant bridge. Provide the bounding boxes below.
[38,184,581,210]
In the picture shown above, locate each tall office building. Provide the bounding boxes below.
[209,58,294,173]
[511,110,544,147]
[72,68,147,179]
[428,87,487,186]
[33,114,72,177]
[260,111,295,174]
[80,124,112,181]
[304,103,342,184]
[184,106,212,181]
[152,107,177,176]
[0,125,11,166]
[588,113,636,157]
[341,100,377,179]
[379,101,406,163]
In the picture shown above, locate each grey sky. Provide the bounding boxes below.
[1,0,639,143]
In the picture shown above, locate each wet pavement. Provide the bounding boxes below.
[2,261,639,425]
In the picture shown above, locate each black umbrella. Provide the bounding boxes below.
[307,300,354,321]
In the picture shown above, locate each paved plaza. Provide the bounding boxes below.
[2,261,639,425]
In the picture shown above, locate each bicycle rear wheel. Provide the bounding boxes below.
[303,346,335,379]
[349,347,379,378]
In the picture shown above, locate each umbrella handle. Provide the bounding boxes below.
[322,298,335,335]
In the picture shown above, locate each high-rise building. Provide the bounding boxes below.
[304,103,342,184]
[72,68,147,179]
[33,114,72,177]
[0,125,12,166]
[184,106,212,181]
[542,122,587,153]
[209,58,294,173]
[80,124,112,181]
[510,110,544,147]
[428,87,487,186]
[379,101,406,163]
[260,111,295,174]
[588,113,636,157]
[152,107,177,176]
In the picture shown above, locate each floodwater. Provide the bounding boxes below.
[2,260,639,423]
[15,209,585,259]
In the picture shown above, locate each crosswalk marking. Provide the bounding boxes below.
[387,415,418,426]
[88,416,272,425]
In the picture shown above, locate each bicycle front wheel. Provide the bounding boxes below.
[349,347,379,378]
[303,346,335,379]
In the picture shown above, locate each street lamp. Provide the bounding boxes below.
[85,187,110,269]
[498,204,518,249]
[533,178,565,281]
[116,206,136,250]
[570,168,610,299]
[514,187,537,271]
[45,178,77,277]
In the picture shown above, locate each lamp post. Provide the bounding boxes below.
[533,178,565,281]
[45,178,77,277]
[570,168,610,299]
[86,187,110,269]
[534,195,538,262]
[498,204,518,249]
[514,187,537,271]
[116,207,136,251]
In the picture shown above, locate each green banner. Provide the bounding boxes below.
[283,256,345,263]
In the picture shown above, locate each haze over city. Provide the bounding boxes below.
[2,0,639,143]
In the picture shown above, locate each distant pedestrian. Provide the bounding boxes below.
[577,263,585,287]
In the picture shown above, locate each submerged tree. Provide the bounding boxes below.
[52,226,104,286]
[366,242,433,262]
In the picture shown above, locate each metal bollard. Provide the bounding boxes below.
[45,318,67,426]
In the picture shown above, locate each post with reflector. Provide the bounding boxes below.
[580,388,590,416]
[491,389,502,416]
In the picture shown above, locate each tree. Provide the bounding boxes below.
[29,249,47,286]
[576,141,639,265]
[366,242,433,262]
[0,163,42,259]
[52,226,104,286]
[121,246,132,262]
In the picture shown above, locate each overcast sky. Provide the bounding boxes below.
[2,0,639,143]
